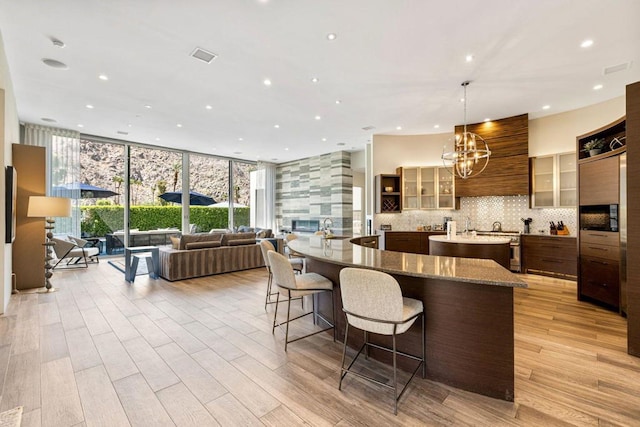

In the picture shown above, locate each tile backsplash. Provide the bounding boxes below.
[375,195,577,235]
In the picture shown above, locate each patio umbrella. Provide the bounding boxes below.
[52,182,119,198]
[158,190,216,206]
[207,201,247,208]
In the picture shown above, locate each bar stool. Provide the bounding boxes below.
[267,250,335,351]
[259,240,304,310]
[338,267,425,415]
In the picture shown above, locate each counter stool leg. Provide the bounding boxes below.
[272,292,280,334]
[264,270,273,311]
[392,331,398,415]
[422,313,426,378]
[339,322,350,391]
[284,290,292,352]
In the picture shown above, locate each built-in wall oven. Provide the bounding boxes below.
[475,231,521,272]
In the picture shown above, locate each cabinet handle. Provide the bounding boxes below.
[587,233,608,238]
[542,258,562,263]
[589,259,609,265]
[587,246,607,251]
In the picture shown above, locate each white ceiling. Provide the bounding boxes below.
[1,0,639,163]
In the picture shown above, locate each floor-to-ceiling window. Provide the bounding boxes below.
[189,154,229,232]
[79,139,125,254]
[232,161,256,229]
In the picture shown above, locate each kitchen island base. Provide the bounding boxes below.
[308,258,515,402]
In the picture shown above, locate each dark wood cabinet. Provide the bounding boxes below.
[576,117,626,313]
[580,256,620,309]
[382,231,445,255]
[521,234,577,278]
[375,174,401,213]
[579,156,619,205]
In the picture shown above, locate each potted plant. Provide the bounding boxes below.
[583,138,605,156]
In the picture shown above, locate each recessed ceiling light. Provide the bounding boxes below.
[42,58,68,69]
[327,33,337,41]
[98,74,109,81]
[434,124,440,129]
[315,115,321,120]
[86,104,94,109]
[274,124,280,129]
[284,148,289,151]
[238,137,244,141]
[311,77,319,83]
[127,124,132,128]
[581,39,594,48]
[263,79,272,86]
[77,124,84,128]
[396,126,402,130]
[322,138,327,142]
[335,100,341,104]
[205,105,212,110]
[465,54,474,62]
[41,117,57,123]
[542,105,551,110]
[144,105,152,109]
[176,123,183,128]
[155,138,160,141]
[593,84,603,90]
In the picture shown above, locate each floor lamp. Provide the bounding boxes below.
[27,196,72,293]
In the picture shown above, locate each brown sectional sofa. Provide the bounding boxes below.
[159,232,264,281]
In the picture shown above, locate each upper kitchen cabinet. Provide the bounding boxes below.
[531,152,576,208]
[375,174,402,213]
[397,166,454,210]
[454,114,529,197]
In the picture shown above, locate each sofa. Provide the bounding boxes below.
[159,232,265,281]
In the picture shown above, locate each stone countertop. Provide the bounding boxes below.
[429,235,512,244]
[288,236,526,288]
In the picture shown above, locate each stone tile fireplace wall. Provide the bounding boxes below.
[276,151,353,236]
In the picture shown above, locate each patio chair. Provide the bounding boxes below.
[51,237,99,269]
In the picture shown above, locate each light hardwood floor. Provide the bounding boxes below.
[0,262,638,426]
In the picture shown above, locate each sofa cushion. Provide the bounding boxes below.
[185,240,222,250]
[221,232,256,246]
[255,228,272,238]
[177,233,224,250]
[170,235,181,249]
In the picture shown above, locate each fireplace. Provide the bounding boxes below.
[291,219,320,233]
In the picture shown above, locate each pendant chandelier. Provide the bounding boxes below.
[442,81,491,179]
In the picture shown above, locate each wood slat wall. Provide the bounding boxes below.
[626,81,640,356]
[454,113,529,197]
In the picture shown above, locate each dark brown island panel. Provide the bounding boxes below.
[289,236,525,402]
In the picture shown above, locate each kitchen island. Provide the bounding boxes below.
[429,234,511,269]
[288,236,525,402]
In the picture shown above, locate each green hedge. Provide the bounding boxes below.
[80,206,249,236]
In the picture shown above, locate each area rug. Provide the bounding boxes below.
[0,406,22,427]
[108,258,149,275]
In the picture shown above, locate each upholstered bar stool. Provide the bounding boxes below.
[267,250,335,351]
[260,240,303,310]
[338,267,425,415]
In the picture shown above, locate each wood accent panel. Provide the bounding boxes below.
[12,144,46,290]
[382,231,445,255]
[521,235,577,277]
[308,258,515,401]
[454,113,529,197]
[579,156,620,205]
[428,240,510,269]
[627,81,640,357]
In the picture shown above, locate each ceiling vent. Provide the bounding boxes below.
[362,126,375,131]
[190,47,218,64]
[117,131,129,135]
[603,62,631,75]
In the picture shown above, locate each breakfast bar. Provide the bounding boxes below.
[288,236,526,401]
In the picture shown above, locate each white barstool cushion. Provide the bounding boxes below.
[288,273,333,297]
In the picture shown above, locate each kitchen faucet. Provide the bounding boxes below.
[323,217,333,236]
[464,216,472,234]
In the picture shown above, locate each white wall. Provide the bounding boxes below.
[373,133,453,176]
[1,31,20,313]
[529,97,625,157]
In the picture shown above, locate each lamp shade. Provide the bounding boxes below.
[27,196,72,218]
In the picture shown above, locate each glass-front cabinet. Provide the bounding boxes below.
[531,152,576,208]
[397,166,455,210]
